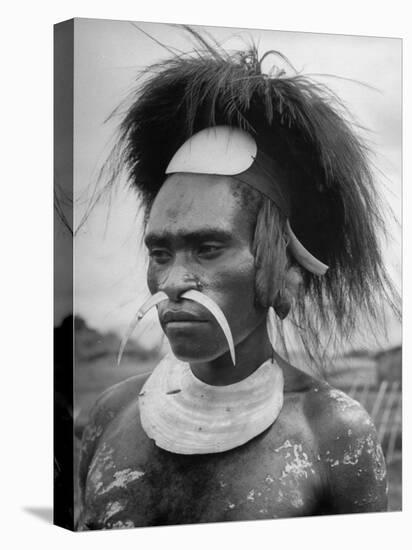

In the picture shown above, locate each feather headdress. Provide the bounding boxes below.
[107,27,398,368]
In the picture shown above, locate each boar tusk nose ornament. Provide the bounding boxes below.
[117,291,168,367]
[117,290,236,367]
[181,290,236,365]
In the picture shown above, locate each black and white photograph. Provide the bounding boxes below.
[53,18,402,532]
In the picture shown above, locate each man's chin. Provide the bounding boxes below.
[169,348,210,364]
[168,342,226,364]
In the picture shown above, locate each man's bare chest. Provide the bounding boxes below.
[81,399,325,530]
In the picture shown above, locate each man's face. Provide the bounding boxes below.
[145,173,266,363]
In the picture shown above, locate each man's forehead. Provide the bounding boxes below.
[146,173,243,235]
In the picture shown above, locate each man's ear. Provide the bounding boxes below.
[273,266,303,320]
[285,266,304,297]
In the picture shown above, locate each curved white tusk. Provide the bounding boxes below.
[286,220,329,276]
[181,290,236,366]
[117,291,168,367]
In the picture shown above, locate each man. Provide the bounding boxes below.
[77,31,394,529]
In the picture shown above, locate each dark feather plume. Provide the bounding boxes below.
[106,28,399,368]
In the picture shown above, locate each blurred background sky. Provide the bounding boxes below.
[55,18,401,351]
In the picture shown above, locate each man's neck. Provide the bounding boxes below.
[189,319,273,386]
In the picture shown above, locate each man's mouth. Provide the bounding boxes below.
[161,310,209,325]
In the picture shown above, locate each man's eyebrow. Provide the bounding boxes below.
[144,229,233,247]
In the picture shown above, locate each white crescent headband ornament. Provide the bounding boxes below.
[166,126,329,277]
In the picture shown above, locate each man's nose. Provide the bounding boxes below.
[158,263,202,302]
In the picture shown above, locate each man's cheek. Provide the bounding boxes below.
[212,272,260,327]
[219,261,257,304]
[147,265,162,294]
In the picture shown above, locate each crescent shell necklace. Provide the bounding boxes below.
[139,354,284,455]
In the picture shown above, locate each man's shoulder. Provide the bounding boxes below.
[282,365,373,442]
[303,381,374,443]
[288,366,371,446]
[78,370,151,505]
[301,380,387,511]
[89,371,151,428]
[278,361,375,444]
[298,373,387,509]
[283,363,379,450]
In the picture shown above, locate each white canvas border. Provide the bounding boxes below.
[1,0,409,549]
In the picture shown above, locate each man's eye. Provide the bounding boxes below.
[148,249,171,264]
[197,244,223,258]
